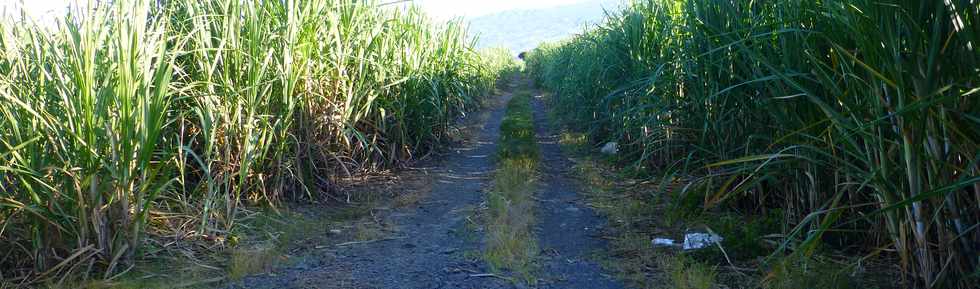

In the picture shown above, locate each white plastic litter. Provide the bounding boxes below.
[600,142,619,155]
[652,238,676,247]
[683,233,723,250]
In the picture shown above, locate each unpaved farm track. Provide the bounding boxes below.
[227,78,625,289]
[228,88,515,289]
[529,93,624,289]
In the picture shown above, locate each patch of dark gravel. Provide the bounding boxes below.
[529,94,626,289]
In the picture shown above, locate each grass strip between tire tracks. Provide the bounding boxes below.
[483,90,540,285]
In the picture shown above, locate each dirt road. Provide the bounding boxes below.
[227,78,624,289]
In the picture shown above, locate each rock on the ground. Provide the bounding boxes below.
[600,142,618,155]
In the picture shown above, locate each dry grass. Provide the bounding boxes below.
[227,246,279,281]
[555,127,897,289]
[666,255,718,289]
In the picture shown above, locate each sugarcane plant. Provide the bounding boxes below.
[0,0,519,283]
[526,0,978,288]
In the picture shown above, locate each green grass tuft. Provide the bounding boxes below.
[666,254,718,289]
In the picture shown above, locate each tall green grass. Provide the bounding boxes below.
[527,0,978,288]
[0,0,516,283]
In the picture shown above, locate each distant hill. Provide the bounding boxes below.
[466,0,624,55]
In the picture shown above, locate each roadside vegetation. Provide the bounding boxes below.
[528,0,979,288]
[556,133,872,289]
[0,0,519,286]
[483,92,540,284]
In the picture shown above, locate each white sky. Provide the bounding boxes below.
[2,0,591,20]
[412,0,591,19]
[1,0,72,18]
